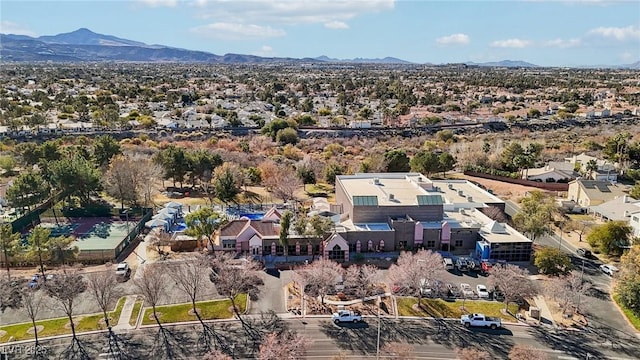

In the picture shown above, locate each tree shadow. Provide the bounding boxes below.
[102,328,145,360]
[147,325,194,360]
[527,326,606,359]
[58,336,94,360]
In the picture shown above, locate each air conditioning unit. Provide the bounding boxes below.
[467,196,473,202]
[459,209,466,215]
[388,193,395,201]
[447,183,454,189]
[373,178,380,185]
[458,190,464,197]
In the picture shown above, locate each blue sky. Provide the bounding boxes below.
[1,0,639,66]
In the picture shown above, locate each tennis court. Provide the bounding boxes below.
[39,217,136,260]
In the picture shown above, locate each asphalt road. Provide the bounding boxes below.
[505,200,638,339]
[4,317,639,360]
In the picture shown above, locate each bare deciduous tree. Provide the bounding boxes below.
[22,288,44,346]
[269,165,302,203]
[133,264,166,326]
[381,342,415,359]
[294,258,343,306]
[209,252,263,319]
[509,344,548,360]
[344,264,381,301]
[168,255,222,352]
[456,347,491,360]
[104,155,138,209]
[258,332,310,360]
[135,153,164,207]
[44,267,89,360]
[387,250,445,305]
[86,267,120,329]
[545,271,591,315]
[487,264,538,311]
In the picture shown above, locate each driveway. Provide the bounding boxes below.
[250,269,291,315]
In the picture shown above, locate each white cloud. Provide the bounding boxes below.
[0,21,37,36]
[324,21,349,30]
[253,45,275,57]
[436,33,470,46]
[138,0,178,7]
[544,38,582,48]
[490,38,531,48]
[190,23,286,40]
[588,25,640,41]
[195,0,395,26]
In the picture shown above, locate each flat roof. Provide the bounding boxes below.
[431,180,504,206]
[337,173,442,207]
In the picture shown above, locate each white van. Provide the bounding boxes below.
[443,257,454,270]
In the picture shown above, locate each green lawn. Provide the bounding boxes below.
[0,297,126,343]
[129,297,144,327]
[613,294,640,331]
[396,297,520,321]
[141,295,247,326]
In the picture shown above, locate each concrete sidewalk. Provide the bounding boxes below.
[532,295,556,328]
[113,295,138,331]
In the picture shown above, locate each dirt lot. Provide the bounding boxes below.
[461,174,552,202]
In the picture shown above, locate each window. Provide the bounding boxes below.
[398,241,408,249]
[425,240,436,248]
[288,245,297,255]
[454,240,463,247]
[263,245,271,255]
[223,242,235,249]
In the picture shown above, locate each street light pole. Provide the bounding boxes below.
[376,295,381,360]
[577,259,585,313]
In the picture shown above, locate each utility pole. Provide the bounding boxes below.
[577,259,585,313]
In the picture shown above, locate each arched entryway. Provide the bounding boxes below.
[328,244,344,261]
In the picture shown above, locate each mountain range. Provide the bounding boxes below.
[0,28,637,68]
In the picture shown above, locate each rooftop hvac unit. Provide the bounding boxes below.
[447,183,454,189]
[467,196,473,202]
[458,190,464,197]
[459,209,466,215]
[388,193,395,201]
[373,178,380,185]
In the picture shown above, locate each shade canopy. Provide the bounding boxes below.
[145,218,168,228]
[164,201,183,209]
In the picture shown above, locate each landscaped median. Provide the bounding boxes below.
[129,296,144,327]
[396,297,520,321]
[0,297,126,342]
[140,294,247,326]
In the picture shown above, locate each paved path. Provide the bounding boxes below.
[113,295,138,331]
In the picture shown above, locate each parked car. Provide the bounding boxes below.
[446,283,462,298]
[443,257,455,270]
[28,274,41,289]
[115,262,131,280]
[419,278,432,297]
[491,286,505,302]
[456,258,469,272]
[600,264,619,276]
[577,248,592,258]
[481,260,496,275]
[460,313,502,329]
[460,283,475,298]
[476,284,490,299]
[332,310,362,324]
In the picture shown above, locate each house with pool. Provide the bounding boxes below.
[215,173,532,262]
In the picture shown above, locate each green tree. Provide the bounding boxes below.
[410,151,440,176]
[279,211,294,260]
[24,227,52,278]
[0,224,21,279]
[630,182,640,200]
[261,118,294,141]
[534,247,573,276]
[296,163,316,191]
[512,191,556,242]
[185,207,228,250]
[527,108,541,118]
[6,171,50,211]
[212,163,241,204]
[615,245,640,315]
[276,127,299,145]
[438,152,456,177]
[92,135,122,168]
[187,149,223,188]
[48,235,78,266]
[0,155,17,176]
[563,101,579,113]
[49,155,102,206]
[156,145,189,188]
[585,159,598,179]
[586,221,632,256]
[324,162,344,185]
[13,142,42,166]
[384,149,410,172]
[500,142,524,171]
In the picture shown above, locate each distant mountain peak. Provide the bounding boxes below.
[38,28,148,47]
[313,55,411,64]
[465,59,538,68]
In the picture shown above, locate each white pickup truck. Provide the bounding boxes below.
[460,313,502,329]
[332,310,362,324]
